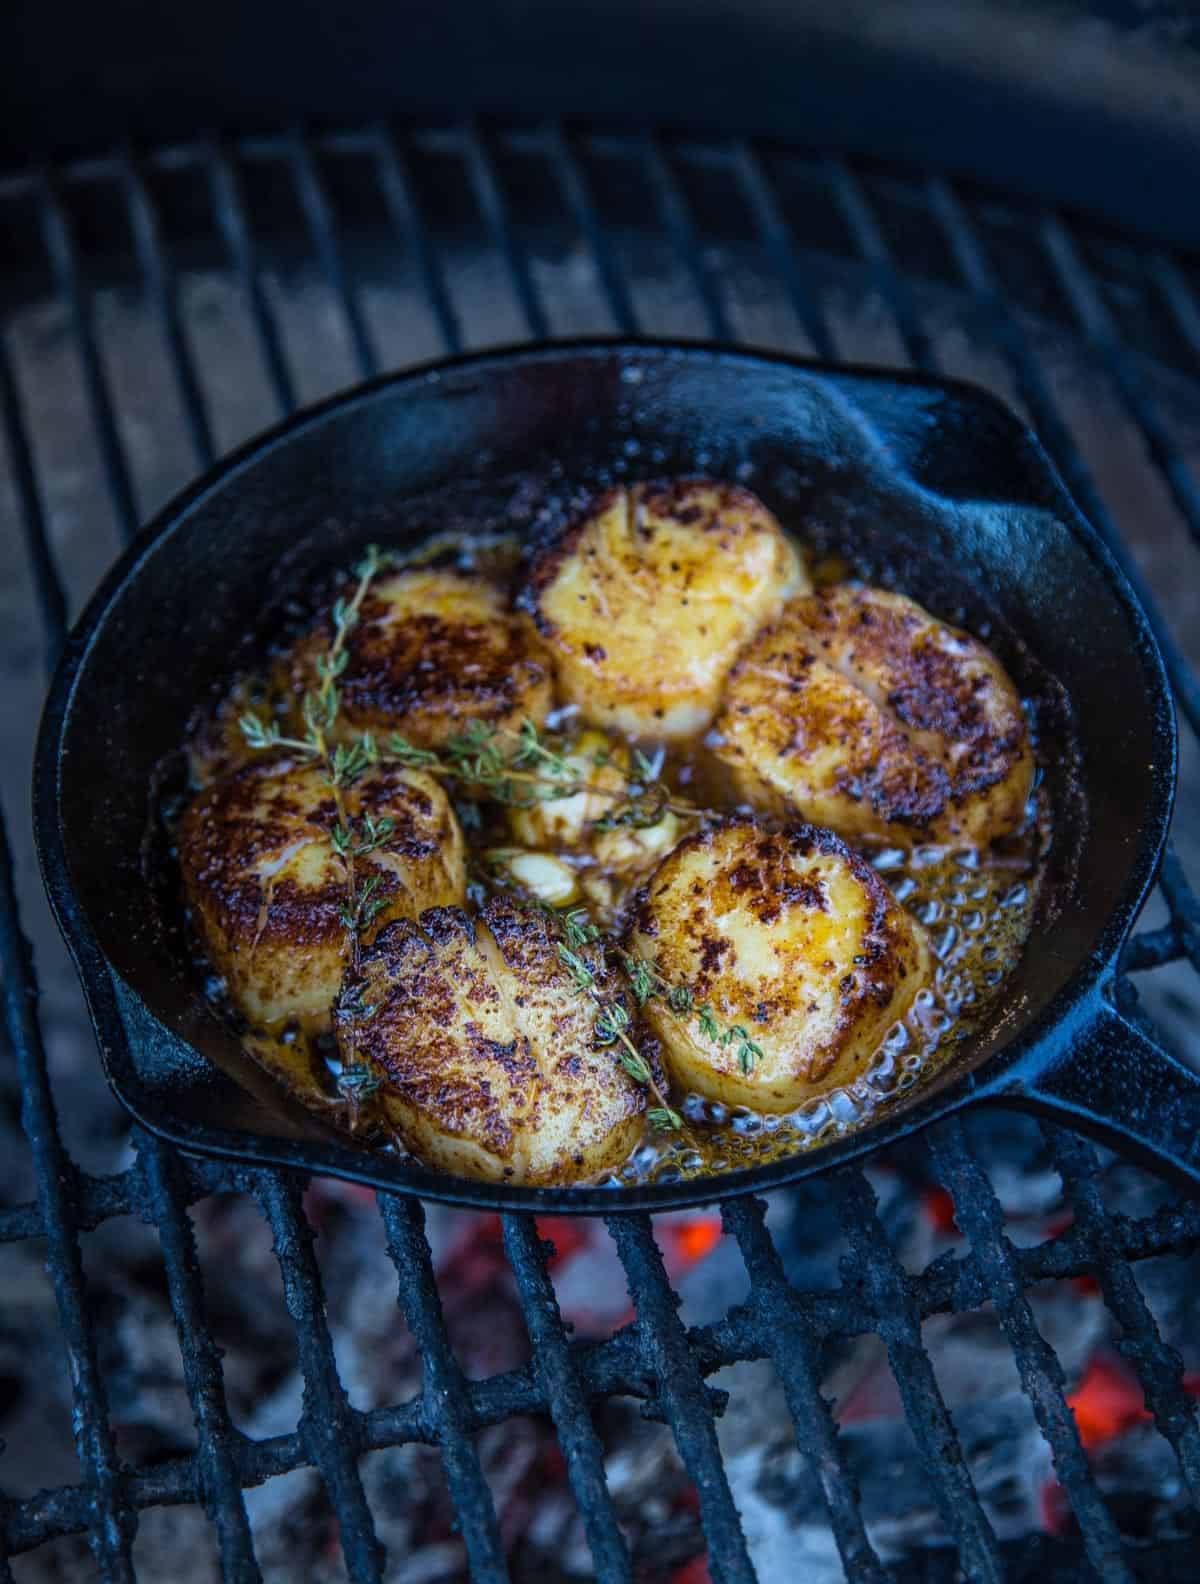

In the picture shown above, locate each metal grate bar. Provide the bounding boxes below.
[832,1167,1005,1582]
[0,1156,242,1244]
[1146,250,1200,364]
[374,127,464,355]
[1123,923,1183,972]
[721,1197,886,1583]
[1160,844,1200,973]
[0,334,67,660]
[5,1178,1200,1556]
[1046,1124,1200,1503]
[1040,213,1200,551]
[642,135,734,342]
[34,171,141,540]
[825,159,936,370]
[119,150,217,469]
[291,128,385,387]
[0,808,136,1580]
[253,1172,385,1583]
[928,1121,1131,1584]
[378,1196,510,1583]
[607,1215,756,1584]
[925,174,1200,739]
[289,132,379,379]
[731,143,837,361]
[463,122,549,342]
[204,140,298,416]
[0,294,133,1565]
[500,1214,632,1583]
[137,1134,261,1581]
[546,124,640,336]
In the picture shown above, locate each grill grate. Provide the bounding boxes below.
[1,122,1200,1581]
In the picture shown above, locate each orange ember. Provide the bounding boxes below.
[1068,1355,1150,1449]
[666,1215,723,1268]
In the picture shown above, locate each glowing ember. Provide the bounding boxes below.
[672,1554,712,1584]
[1042,1353,1200,1533]
[663,1215,723,1270]
[921,1186,959,1235]
[1068,1354,1151,1449]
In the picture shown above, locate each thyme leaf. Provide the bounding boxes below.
[620,957,763,1076]
[377,716,696,826]
[562,907,600,948]
[553,928,682,1132]
[648,1106,684,1132]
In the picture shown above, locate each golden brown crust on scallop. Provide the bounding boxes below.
[178,756,466,1032]
[627,816,931,1111]
[712,585,1033,845]
[288,567,553,750]
[336,897,645,1184]
[523,479,807,738]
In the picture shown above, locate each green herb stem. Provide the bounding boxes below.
[554,937,684,1132]
[623,951,764,1075]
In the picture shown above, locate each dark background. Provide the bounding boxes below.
[5,0,1200,246]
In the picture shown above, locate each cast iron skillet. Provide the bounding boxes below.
[34,342,1198,1212]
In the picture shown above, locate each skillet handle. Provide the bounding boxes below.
[1004,994,1200,1192]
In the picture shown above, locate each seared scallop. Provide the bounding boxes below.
[334,897,646,1184]
[178,757,466,1032]
[627,817,931,1112]
[524,480,807,738]
[712,585,1033,846]
[287,565,553,750]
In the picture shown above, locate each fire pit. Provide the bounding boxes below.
[2,123,1200,1581]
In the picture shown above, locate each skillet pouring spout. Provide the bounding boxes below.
[33,341,1179,1211]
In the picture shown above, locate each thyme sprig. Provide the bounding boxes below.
[238,544,382,767]
[389,718,693,826]
[623,952,765,1075]
[337,872,390,935]
[334,1062,384,1129]
[331,810,396,859]
[239,545,392,1119]
[553,919,684,1132]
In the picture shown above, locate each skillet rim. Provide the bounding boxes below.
[32,338,1178,1213]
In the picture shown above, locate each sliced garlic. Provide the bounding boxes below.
[489,849,580,906]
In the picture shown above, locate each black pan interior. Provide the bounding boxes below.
[35,343,1175,1209]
